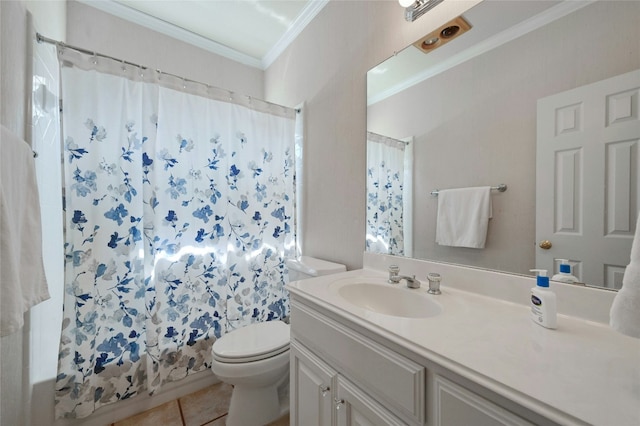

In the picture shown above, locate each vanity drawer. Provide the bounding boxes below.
[291,303,426,425]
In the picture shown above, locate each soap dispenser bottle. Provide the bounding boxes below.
[529,269,557,329]
[551,259,579,284]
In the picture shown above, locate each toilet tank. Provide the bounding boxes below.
[286,256,346,282]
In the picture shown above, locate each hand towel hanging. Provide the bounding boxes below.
[435,186,492,249]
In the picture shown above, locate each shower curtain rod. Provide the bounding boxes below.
[367,131,409,145]
[35,32,300,114]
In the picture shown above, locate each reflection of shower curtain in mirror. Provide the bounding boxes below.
[366,132,412,256]
[55,54,296,419]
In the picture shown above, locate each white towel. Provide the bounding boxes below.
[435,186,492,249]
[1,125,50,337]
[610,212,640,338]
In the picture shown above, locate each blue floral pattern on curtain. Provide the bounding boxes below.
[366,133,406,255]
[55,67,295,418]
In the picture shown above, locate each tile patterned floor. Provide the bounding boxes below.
[112,382,289,426]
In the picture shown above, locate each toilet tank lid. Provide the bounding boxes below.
[285,256,346,276]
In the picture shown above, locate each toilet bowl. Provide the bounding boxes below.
[211,321,290,426]
[211,256,346,426]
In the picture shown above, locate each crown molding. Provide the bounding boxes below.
[262,0,329,69]
[368,0,595,106]
[77,0,263,69]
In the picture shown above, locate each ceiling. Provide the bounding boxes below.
[81,0,328,69]
[82,0,588,92]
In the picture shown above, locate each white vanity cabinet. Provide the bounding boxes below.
[290,339,407,426]
[290,340,335,426]
[290,296,557,426]
[290,301,427,426]
[334,375,407,426]
[433,375,536,426]
[288,264,640,425]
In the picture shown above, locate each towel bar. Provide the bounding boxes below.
[430,184,507,197]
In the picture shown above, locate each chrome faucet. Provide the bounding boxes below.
[388,265,421,289]
[427,273,442,295]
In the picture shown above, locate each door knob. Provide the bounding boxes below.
[539,240,552,250]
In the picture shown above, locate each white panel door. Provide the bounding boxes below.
[536,69,640,289]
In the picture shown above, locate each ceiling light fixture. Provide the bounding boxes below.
[413,16,472,54]
[400,0,446,22]
[423,37,439,46]
[440,25,460,38]
[420,36,440,50]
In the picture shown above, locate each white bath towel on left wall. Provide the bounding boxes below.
[436,186,492,249]
[1,125,49,337]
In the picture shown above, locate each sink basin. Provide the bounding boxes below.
[336,282,442,318]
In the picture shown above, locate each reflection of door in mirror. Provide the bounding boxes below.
[366,132,413,257]
[536,69,640,290]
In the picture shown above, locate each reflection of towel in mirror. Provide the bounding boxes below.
[436,186,492,249]
[610,212,640,339]
[1,125,50,337]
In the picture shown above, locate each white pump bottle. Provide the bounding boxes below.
[551,259,579,284]
[530,269,557,329]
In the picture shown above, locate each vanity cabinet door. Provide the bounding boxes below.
[335,376,407,426]
[292,303,425,424]
[290,340,336,426]
[434,375,534,426]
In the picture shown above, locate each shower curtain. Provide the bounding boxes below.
[55,55,296,418]
[366,132,412,256]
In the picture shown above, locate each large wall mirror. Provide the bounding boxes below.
[366,0,640,290]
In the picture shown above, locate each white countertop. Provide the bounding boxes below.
[287,268,640,426]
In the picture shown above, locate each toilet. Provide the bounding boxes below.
[211,256,346,426]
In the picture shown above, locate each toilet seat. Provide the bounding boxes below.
[212,321,290,363]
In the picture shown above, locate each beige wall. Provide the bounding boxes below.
[24,0,67,40]
[264,0,479,269]
[368,1,640,275]
[66,0,264,100]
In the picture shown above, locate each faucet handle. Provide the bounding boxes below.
[427,273,442,295]
[388,265,400,283]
